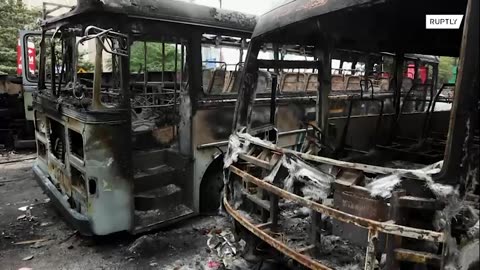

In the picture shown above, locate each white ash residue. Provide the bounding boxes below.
[338,264,362,270]
[224,131,275,171]
[366,160,452,199]
[281,155,334,201]
[227,131,334,201]
[237,132,274,148]
[223,133,250,170]
[366,174,402,199]
[467,221,479,239]
[458,239,479,270]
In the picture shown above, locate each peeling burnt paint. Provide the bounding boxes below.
[49,0,256,35]
[209,8,256,29]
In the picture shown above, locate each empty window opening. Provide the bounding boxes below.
[69,129,84,159]
[71,166,86,194]
[48,119,66,163]
[34,112,46,136]
[37,141,47,159]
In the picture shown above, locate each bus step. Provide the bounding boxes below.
[134,165,176,193]
[134,183,183,211]
[133,148,168,170]
[133,148,190,171]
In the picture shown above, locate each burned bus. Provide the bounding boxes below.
[224,0,478,269]
[30,0,258,235]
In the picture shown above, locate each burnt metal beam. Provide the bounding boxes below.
[257,60,318,69]
[233,43,260,130]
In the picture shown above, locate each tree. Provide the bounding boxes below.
[129,42,183,73]
[438,56,457,85]
[0,0,41,75]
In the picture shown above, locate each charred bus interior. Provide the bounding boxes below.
[0,74,35,149]
[225,0,478,269]
[31,0,256,235]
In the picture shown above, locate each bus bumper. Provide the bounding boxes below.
[32,163,92,236]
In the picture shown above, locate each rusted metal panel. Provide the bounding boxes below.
[332,181,389,247]
[334,183,389,221]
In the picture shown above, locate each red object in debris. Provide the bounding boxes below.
[207,260,221,269]
[16,39,36,76]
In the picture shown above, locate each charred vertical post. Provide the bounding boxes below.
[440,0,479,186]
[315,35,333,147]
[38,30,47,90]
[50,37,56,95]
[413,59,419,82]
[233,43,260,131]
[92,38,104,110]
[188,33,202,111]
[385,190,406,270]
[143,41,147,93]
[432,63,439,95]
[173,43,178,121]
[270,44,279,125]
[310,200,322,257]
[363,55,372,99]
[393,52,404,117]
[269,193,279,232]
[119,32,131,111]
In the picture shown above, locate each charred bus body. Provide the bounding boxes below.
[0,61,35,149]
[31,0,257,235]
[224,0,478,269]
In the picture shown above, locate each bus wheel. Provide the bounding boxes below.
[200,165,224,214]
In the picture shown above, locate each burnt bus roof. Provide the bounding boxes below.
[43,0,256,37]
[253,0,467,56]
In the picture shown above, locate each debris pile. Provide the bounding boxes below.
[206,229,246,269]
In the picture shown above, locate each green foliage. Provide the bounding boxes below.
[78,60,95,72]
[129,42,182,72]
[438,56,457,85]
[77,51,94,72]
[0,0,41,74]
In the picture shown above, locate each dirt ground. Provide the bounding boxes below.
[0,152,261,270]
